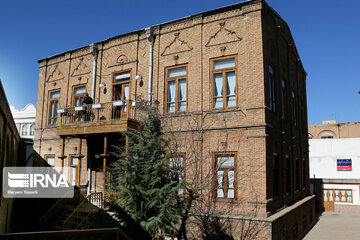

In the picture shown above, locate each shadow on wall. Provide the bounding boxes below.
[12,150,58,232]
[310,179,325,213]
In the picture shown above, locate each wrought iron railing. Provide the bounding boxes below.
[57,100,147,126]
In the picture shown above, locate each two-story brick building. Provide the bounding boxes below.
[33,0,315,238]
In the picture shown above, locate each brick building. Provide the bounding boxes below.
[0,80,21,233]
[309,120,360,139]
[33,0,315,238]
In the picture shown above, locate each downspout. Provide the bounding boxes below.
[90,44,98,99]
[87,43,97,196]
[145,27,154,104]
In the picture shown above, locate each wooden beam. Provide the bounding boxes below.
[56,120,139,136]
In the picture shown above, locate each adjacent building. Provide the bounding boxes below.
[0,81,20,233]
[308,120,360,139]
[10,104,36,139]
[309,120,360,213]
[33,0,314,238]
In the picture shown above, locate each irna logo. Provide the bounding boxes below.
[8,172,69,188]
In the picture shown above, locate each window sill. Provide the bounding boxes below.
[213,198,238,203]
[162,111,191,118]
[211,106,241,112]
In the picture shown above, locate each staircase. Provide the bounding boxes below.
[40,190,103,230]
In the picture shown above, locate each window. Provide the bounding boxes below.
[281,80,287,118]
[281,229,287,240]
[212,57,236,108]
[48,90,60,125]
[321,136,333,139]
[214,153,236,200]
[295,158,300,191]
[30,123,35,136]
[165,65,187,113]
[73,85,86,106]
[302,214,307,230]
[293,222,298,240]
[324,189,353,203]
[302,158,306,188]
[169,154,185,195]
[292,90,297,126]
[268,66,276,112]
[285,156,291,194]
[273,154,279,198]
[21,124,28,136]
[45,155,55,167]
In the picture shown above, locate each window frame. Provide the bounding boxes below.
[113,70,131,100]
[169,153,186,196]
[333,189,353,203]
[165,64,188,113]
[212,152,238,201]
[29,123,35,136]
[285,155,291,194]
[48,89,60,125]
[281,79,287,119]
[273,153,280,198]
[45,154,55,167]
[211,55,238,110]
[292,90,297,126]
[268,65,276,112]
[72,84,87,106]
[21,124,28,136]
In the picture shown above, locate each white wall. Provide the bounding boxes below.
[309,138,360,179]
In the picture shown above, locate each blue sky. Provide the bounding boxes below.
[0,0,359,125]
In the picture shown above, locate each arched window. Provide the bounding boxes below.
[21,124,28,136]
[30,124,35,136]
[319,130,335,139]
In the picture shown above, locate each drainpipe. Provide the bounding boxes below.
[145,27,154,104]
[89,44,98,99]
[87,44,97,196]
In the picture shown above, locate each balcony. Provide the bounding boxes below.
[56,100,147,136]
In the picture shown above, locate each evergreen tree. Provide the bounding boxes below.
[107,106,184,240]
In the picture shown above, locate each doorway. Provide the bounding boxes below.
[323,189,335,211]
[70,156,80,186]
[113,71,131,119]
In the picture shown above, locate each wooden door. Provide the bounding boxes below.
[113,83,130,119]
[323,189,335,211]
[71,157,80,186]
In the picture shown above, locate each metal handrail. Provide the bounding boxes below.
[57,100,146,126]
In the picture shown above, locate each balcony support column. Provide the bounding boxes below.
[103,136,108,200]
[58,137,67,173]
[77,138,82,187]
[126,135,129,153]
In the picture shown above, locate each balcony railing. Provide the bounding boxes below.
[57,100,147,126]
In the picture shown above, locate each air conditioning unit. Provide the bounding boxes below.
[113,100,125,106]
[131,101,145,108]
[92,103,104,109]
[58,108,67,114]
[75,106,86,111]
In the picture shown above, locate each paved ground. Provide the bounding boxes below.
[304,212,360,240]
